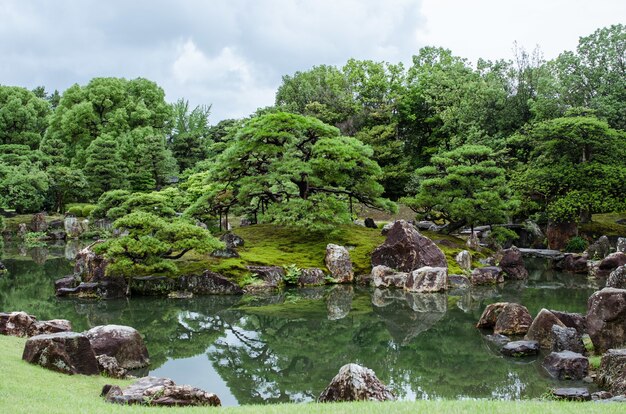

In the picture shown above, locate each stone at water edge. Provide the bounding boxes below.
[318,363,395,402]
[549,310,586,335]
[0,311,36,337]
[179,270,243,295]
[499,246,529,280]
[325,244,354,283]
[371,265,408,289]
[470,267,504,285]
[542,351,589,380]
[85,325,149,369]
[551,388,591,402]
[558,253,589,274]
[298,268,326,286]
[586,235,611,260]
[476,302,509,329]
[455,250,472,271]
[404,266,447,293]
[606,265,626,289]
[97,355,128,379]
[500,340,540,357]
[586,288,626,353]
[592,252,626,278]
[524,308,566,349]
[103,376,221,407]
[596,348,626,396]
[22,331,100,375]
[246,265,285,289]
[493,303,533,336]
[551,325,585,354]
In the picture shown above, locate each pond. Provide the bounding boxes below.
[0,244,601,406]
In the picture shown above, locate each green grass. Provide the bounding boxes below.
[0,335,620,414]
[580,212,626,239]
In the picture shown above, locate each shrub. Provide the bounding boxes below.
[82,204,97,218]
[24,232,47,247]
[486,226,519,249]
[66,206,83,216]
[283,264,302,285]
[565,236,588,253]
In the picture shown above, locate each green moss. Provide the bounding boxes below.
[588,355,602,370]
[3,213,65,233]
[580,212,626,238]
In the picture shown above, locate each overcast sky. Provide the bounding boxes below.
[1,0,624,122]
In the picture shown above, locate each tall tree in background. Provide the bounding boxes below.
[0,86,50,149]
[168,99,211,172]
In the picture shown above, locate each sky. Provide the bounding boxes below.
[0,0,624,122]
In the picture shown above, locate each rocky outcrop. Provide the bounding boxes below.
[551,388,591,401]
[131,276,177,296]
[179,271,243,295]
[0,311,72,337]
[371,220,446,272]
[318,363,395,402]
[30,212,48,232]
[587,235,611,260]
[547,222,577,250]
[298,268,326,287]
[525,308,566,349]
[618,238,626,253]
[455,250,472,271]
[103,376,220,407]
[219,232,244,248]
[371,265,408,289]
[97,355,128,379]
[325,244,354,283]
[85,325,150,369]
[499,247,528,280]
[476,303,508,329]
[607,265,626,289]
[500,340,539,357]
[549,310,586,335]
[470,267,504,285]
[493,303,533,336]
[246,266,285,289]
[210,248,239,258]
[542,351,589,380]
[592,252,626,279]
[596,348,626,396]
[551,325,584,354]
[404,266,447,293]
[22,332,99,375]
[586,288,626,353]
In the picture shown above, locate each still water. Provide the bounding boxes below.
[0,244,599,406]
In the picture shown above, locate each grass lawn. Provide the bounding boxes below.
[0,335,620,414]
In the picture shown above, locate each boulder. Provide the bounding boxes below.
[499,246,528,280]
[466,232,481,251]
[470,267,504,285]
[97,355,128,379]
[179,271,243,295]
[103,376,220,407]
[617,237,626,253]
[371,220,446,272]
[593,252,626,279]
[364,218,377,229]
[455,250,472,272]
[404,266,447,293]
[596,348,626,396]
[500,340,540,357]
[0,311,36,337]
[56,281,126,299]
[210,248,239,258]
[69,242,126,299]
[22,332,99,375]
[542,351,589,380]
[525,308,566,349]
[240,217,252,227]
[484,334,511,348]
[28,319,72,337]
[64,216,84,238]
[131,276,177,296]
[551,388,591,402]
[30,212,48,232]
[318,363,395,402]
[559,253,589,274]
[587,235,611,260]
[547,221,577,250]
[448,274,470,288]
[591,391,614,401]
[493,303,533,336]
[85,325,149,369]
[476,302,509,329]
[246,266,285,288]
[381,222,394,236]
[298,268,326,287]
[325,244,354,283]
[607,265,626,289]
[371,265,408,288]
[549,310,586,335]
[219,232,244,248]
[17,223,27,238]
[586,288,626,353]
[54,275,79,292]
[551,325,584,354]
[74,242,108,282]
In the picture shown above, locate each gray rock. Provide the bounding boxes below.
[591,391,614,401]
[371,265,408,289]
[325,244,354,283]
[552,388,591,401]
[318,363,395,402]
[586,288,626,353]
[587,235,611,260]
[381,222,394,236]
[466,232,481,251]
[551,325,584,354]
[0,311,36,337]
[593,252,626,278]
[549,310,586,335]
[484,334,511,347]
[246,266,285,289]
[525,308,566,349]
[493,303,533,336]
[455,250,472,271]
[542,351,589,380]
[364,218,377,229]
[470,267,504,285]
[558,253,589,274]
[298,268,326,286]
[476,302,509,329]
[597,348,626,395]
[404,266,447,293]
[210,248,240,258]
[499,246,529,280]
[85,325,149,369]
[617,237,626,253]
[607,265,626,289]
[96,355,128,379]
[179,271,243,295]
[103,376,220,406]
[28,319,72,337]
[500,340,540,357]
[30,212,48,232]
[219,232,244,248]
[448,274,470,288]
[22,331,99,375]
[131,276,177,296]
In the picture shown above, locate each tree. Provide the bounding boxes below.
[46,166,88,213]
[0,164,49,213]
[83,133,127,196]
[402,145,516,233]
[168,99,211,172]
[0,86,50,149]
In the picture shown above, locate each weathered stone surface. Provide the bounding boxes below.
[29,319,72,337]
[371,220,446,273]
[240,217,252,227]
[168,291,193,299]
[552,388,591,401]
[364,218,377,229]
[547,221,577,250]
[551,325,584,354]
[246,266,285,288]
[381,222,394,236]
[484,333,511,347]
[466,232,481,251]
[22,331,99,375]
[470,267,504,285]
[74,242,108,282]
[500,340,540,357]
[448,274,470,288]
[499,246,528,280]
[131,276,177,296]
[371,265,408,288]
[559,253,589,274]
[525,308,566,349]
[30,212,48,232]
[542,351,589,380]
[179,271,243,295]
[587,235,611,260]
[493,303,533,336]
[591,391,614,401]
[219,232,244,248]
[455,250,472,271]
[56,280,126,299]
[54,275,78,292]
[318,363,395,402]
[85,325,149,369]
[476,302,509,329]
[594,252,626,279]
[17,223,27,238]
[550,310,586,335]
[404,266,447,293]
[326,286,354,321]
[607,265,626,289]
[298,268,326,287]
[0,311,36,337]
[210,248,240,258]
[103,376,221,407]
[617,238,626,253]
[325,244,354,283]
[97,355,128,379]
[597,348,626,396]
[586,288,626,353]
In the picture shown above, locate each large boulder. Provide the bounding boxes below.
[179,271,243,295]
[404,266,447,293]
[85,325,149,369]
[586,288,626,353]
[493,303,533,336]
[476,302,509,329]
[246,266,285,289]
[0,311,36,337]
[455,250,472,272]
[22,332,99,375]
[30,212,48,232]
[29,319,73,337]
[131,276,177,296]
[607,265,626,289]
[559,253,589,274]
[325,244,354,283]
[592,252,626,279]
[500,340,540,357]
[69,242,127,299]
[371,265,408,289]
[596,348,626,396]
[542,351,589,380]
[219,232,244,248]
[551,325,584,354]
[547,221,577,250]
[364,218,377,229]
[371,220,446,272]
[470,267,504,285]
[549,310,586,335]
[587,235,611,260]
[499,247,528,280]
[103,376,220,407]
[525,308,566,349]
[318,363,395,402]
[551,388,591,402]
[298,268,326,287]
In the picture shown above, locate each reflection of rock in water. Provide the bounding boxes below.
[298,286,327,301]
[65,240,83,260]
[30,247,48,265]
[372,289,446,345]
[326,285,354,320]
[242,292,286,307]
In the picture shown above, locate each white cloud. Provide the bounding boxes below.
[172,41,252,86]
